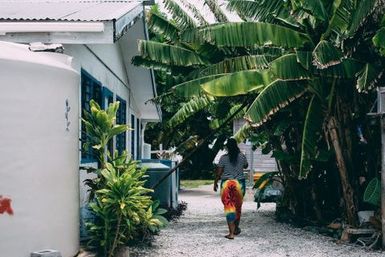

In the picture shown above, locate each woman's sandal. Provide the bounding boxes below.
[224,235,234,240]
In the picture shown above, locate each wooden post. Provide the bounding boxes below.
[376,87,385,249]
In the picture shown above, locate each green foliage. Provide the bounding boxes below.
[244,80,307,127]
[227,0,286,22]
[312,40,343,69]
[299,96,323,179]
[201,70,271,96]
[148,11,180,41]
[167,95,214,127]
[203,0,229,22]
[86,154,166,256]
[138,40,207,67]
[355,63,380,93]
[134,0,385,226]
[163,0,197,29]
[182,22,312,48]
[82,101,167,256]
[82,100,129,164]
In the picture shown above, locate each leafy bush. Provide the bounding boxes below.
[82,100,167,257]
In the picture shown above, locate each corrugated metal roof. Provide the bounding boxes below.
[0,1,142,22]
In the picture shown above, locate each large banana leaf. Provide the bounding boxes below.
[296,50,313,70]
[182,22,312,48]
[163,0,197,30]
[172,74,225,97]
[132,56,173,72]
[251,46,285,58]
[148,11,179,41]
[322,0,354,39]
[301,0,328,21]
[373,27,385,54]
[245,80,307,127]
[199,55,271,77]
[312,40,343,69]
[227,0,285,22]
[299,96,324,179]
[167,95,214,127]
[204,0,229,22]
[348,0,377,36]
[356,63,380,92]
[210,104,247,129]
[138,40,206,67]
[201,70,272,96]
[317,58,362,79]
[270,53,311,80]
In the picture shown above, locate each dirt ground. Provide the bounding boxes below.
[131,185,384,257]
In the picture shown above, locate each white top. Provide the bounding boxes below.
[218,152,248,180]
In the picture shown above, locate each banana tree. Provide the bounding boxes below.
[148,0,384,225]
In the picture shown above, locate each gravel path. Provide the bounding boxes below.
[131,185,384,257]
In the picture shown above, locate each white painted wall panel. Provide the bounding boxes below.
[0,41,79,257]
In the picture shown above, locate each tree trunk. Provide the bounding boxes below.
[327,116,357,226]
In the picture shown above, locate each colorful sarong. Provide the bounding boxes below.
[220,179,245,223]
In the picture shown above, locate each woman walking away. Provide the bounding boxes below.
[214,138,248,239]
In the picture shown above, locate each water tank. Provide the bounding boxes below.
[0,41,80,257]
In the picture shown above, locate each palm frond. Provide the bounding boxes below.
[317,59,362,79]
[312,40,344,69]
[204,0,229,22]
[210,104,247,129]
[182,22,312,48]
[148,11,180,40]
[199,55,271,77]
[244,80,307,127]
[373,27,385,53]
[167,95,214,127]
[270,53,311,80]
[172,74,225,97]
[163,0,197,30]
[301,0,328,21]
[251,46,285,58]
[201,70,272,96]
[356,63,381,92]
[348,0,377,36]
[132,56,171,72]
[296,50,313,70]
[138,40,206,67]
[299,96,324,179]
[322,0,354,40]
[227,0,285,22]
[179,0,209,26]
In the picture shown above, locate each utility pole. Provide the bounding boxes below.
[377,87,385,249]
[381,116,385,249]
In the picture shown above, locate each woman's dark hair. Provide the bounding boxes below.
[226,138,240,164]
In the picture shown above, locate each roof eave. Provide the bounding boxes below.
[114,4,144,42]
[0,3,145,44]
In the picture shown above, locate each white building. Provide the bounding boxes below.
[0,1,159,256]
[233,119,278,173]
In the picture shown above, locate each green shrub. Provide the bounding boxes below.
[82,100,167,257]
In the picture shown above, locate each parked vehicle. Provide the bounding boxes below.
[253,172,284,208]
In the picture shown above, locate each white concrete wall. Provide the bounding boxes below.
[63,43,139,160]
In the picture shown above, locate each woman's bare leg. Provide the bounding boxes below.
[225,222,236,239]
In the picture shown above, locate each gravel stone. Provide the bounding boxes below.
[131,185,384,257]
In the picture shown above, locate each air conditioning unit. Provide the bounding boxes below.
[31,249,61,257]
